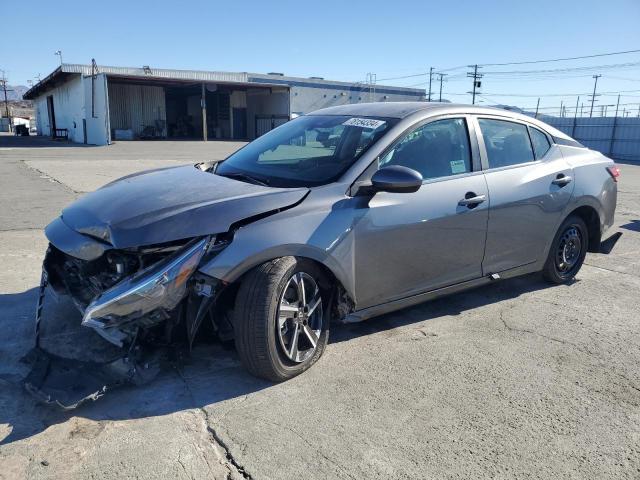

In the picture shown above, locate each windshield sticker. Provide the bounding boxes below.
[342,118,386,129]
[450,159,467,174]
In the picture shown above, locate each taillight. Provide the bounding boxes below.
[607,166,620,182]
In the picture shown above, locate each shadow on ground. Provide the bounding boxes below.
[0,273,553,446]
[620,219,640,232]
[0,135,94,149]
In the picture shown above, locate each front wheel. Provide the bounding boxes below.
[543,215,589,284]
[233,257,329,382]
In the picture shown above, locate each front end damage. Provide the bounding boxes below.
[25,235,232,409]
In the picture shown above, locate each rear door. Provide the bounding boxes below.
[474,116,574,274]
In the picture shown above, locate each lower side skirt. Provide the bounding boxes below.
[344,261,542,323]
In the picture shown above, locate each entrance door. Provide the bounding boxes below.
[233,108,247,139]
[46,95,56,137]
[353,117,489,309]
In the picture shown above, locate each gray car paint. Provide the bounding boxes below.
[45,102,617,317]
[198,103,617,313]
[55,164,308,253]
[471,115,576,274]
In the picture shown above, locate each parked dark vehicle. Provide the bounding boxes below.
[36,103,618,394]
[14,124,29,136]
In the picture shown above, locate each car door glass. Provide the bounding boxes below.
[379,118,471,180]
[478,119,535,168]
[529,127,551,159]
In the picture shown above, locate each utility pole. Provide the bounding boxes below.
[1,71,14,131]
[572,96,580,137]
[560,100,564,118]
[589,74,601,118]
[535,98,540,119]
[609,95,621,156]
[467,65,482,105]
[437,73,447,102]
[637,105,640,117]
[427,67,434,102]
[580,103,584,117]
[366,72,376,102]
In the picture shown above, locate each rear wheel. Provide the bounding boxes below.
[543,215,589,284]
[233,257,329,382]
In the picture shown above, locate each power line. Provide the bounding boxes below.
[435,88,640,98]
[480,61,640,76]
[479,48,640,67]
[375,72,430,82]
[362,49,640,85]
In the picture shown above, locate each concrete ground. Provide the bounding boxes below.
[0,134,639,479]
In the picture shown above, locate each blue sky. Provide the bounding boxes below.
[2,0,640,115]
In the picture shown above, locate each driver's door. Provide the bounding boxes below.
[352,117,489,309]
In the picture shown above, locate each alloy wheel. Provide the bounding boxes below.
[277,272,323,363]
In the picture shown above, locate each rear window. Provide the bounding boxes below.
[529,127,551,159]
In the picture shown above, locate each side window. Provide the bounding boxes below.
[478,118,535,168]
[379,118,472,180]
[529,127,551,159]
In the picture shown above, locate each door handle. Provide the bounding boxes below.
[458,193,486,207]
[552,174,572,186]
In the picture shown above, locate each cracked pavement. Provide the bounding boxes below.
[1,135,639,479]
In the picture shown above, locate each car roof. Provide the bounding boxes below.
[307,102,576,142]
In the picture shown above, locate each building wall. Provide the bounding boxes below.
[33,74,86,142]
[83,73,111,145]
[290,85,422,116]
[108,83,167,138]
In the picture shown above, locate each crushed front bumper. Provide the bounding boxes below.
[23,270,165,409]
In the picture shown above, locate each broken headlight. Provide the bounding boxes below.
[82,237,211,330]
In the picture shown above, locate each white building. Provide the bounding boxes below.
[23,64,425,145]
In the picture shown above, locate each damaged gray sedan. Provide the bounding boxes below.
[33,103,619,403]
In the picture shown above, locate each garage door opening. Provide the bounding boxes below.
[107,79,290,141]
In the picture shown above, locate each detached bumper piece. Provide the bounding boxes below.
[24,236,227,409]
[22,346,162,410]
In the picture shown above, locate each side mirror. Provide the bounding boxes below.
[370,166,423,193]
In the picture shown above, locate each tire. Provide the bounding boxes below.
[543,215,589,284]
[233,257,330,382]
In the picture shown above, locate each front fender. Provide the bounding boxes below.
[198,190,360,303]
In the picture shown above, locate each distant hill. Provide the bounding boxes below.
[2,85,30,101]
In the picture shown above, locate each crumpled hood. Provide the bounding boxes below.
[58,165,308,249]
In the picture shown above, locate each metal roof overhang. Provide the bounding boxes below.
[22,67,78,100]
[23,64,287,99]
[106,75,287,90]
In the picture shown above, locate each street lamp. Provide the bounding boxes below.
[54,50,63,66]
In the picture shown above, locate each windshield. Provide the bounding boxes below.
[216,115,397,187]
